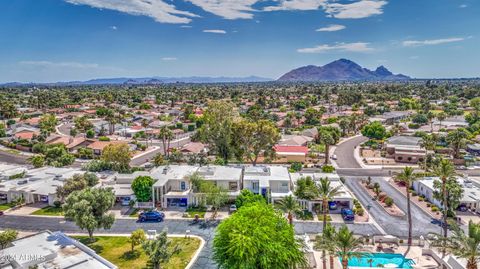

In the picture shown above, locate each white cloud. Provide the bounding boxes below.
[459,4,467,8]
[324,0,387,19]
[110,25,117,30]
[64,0,198,24]
[316,24,346,32]
[187,0,259,19]
[297,42,374,53]
[264,0,326,11]
[180,25,192,28]
[19,61,99,69]
[409,56,419,60]
[161,57,177,61]
[402,37,465,47]
[203,29,227,34]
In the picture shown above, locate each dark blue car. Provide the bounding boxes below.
[138,211,165,222]
[341,208,354,221]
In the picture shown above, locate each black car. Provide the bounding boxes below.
[138,211,165,222]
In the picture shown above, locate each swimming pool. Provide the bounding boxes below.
[340,253,415,268]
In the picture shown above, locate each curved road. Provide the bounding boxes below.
[334,136,368,168]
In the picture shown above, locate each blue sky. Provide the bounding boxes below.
[0,0,479,82]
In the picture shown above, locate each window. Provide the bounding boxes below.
[180,181,186,191]
[229,182,238,191]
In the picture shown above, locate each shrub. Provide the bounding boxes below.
[356,208,364,216]
[431,206,439,212]
[384,197,394,207]
[53,200,62,208]
[321,165,335,173]
[98,136,110,141]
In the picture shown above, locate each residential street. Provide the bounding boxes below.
[345,177,443,237]
[334,135,368,168]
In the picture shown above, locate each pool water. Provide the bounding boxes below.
[340,253,415,268]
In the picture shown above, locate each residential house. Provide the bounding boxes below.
[290,172,354,212]
[413,176,480,211]
[242,165,292,203]
[273,145,309,163]
[0,231,117,269]
[385,136,426,163]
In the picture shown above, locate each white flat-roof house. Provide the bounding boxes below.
[0,231,117,269]
[0,167,83,206]
[151,165,243,208]
[243,166,292,203]
[413,176,480,211]
[290,172,354,212]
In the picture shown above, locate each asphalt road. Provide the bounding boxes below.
[345,177,443,237]
[334,136,368,168]
[0,150,29,165]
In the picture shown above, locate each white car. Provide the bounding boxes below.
[331,154,337,160]
[229,205,237,213]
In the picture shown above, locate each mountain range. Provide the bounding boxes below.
[277,59,410,81]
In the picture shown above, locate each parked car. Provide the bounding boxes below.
[328,201,338,210]
[431,219,452,230]
[331,154,337,160]
[121,197,132,206]
[138,211,165,222]
[229,204,237,213]
[457,205,468,212]
[341,208,354,221]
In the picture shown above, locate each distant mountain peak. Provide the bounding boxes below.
[278,59,410,82]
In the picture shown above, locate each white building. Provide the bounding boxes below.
[0,231,117,269]
[413,176,480,211]
[151,165,243,208]
[290,172,354,211]
[243,165,292,203]
[0,167,83,206]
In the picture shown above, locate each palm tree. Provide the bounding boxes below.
[437,112,447,130]
[333,225,365,269]
[276,195,301,226]
[433,158,456,238]
[315,223,337,269]
[367,258,374,267]
[318,178,342,231]
[394,167,418,250]
[450,221,480,269]
[158,126,174,157]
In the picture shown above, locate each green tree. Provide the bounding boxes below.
[101,143,131,172]
[0,229,18,249]
[235,189,265,209]
[63,188,116,241]
[448,221,480,269]
[28,154,45,168]
[276,195,301,225]
[361,121,387,140]
[232,119,280,165]
[39,113,58,136]
[213,202,307,269]
[74,116,94,138]
[446,128,469,159]
[129,229,146,252]
[142,230,181,269]
[304,107,322,125]
[316,126,341,164]
[294,176,319,200]
[394,167,418,249]
[433,159,457,238]
[158,126,174,157]
[197,100,238,162]
[56,174,88,202]
[328,225,364,269]
[437,112,447,130]
[131,176,155,202]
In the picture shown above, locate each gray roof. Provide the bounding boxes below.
[387,136,422,146]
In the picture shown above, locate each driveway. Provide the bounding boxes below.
[344,177,442,237]
[334,136,368,168]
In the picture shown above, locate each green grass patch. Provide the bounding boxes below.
[74,236,200,269]
[185,206,206,218]
[317,214,332,222]
[295,210,314,221]
[0,203,15,211]
[31,206,64,216]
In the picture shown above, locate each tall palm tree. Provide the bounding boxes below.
[450,221,480,269]
[332,225,365,269]
[276,195,301,226]
[433,158,456,238]
[158,126,174,157]
[394,167,418,250]
[315,223,337,269]
[318,178,342,231]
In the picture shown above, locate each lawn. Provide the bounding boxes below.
[185,206,206,218]
[0,203,15,211]
[75,236,201,269]
[31,206,64,216]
